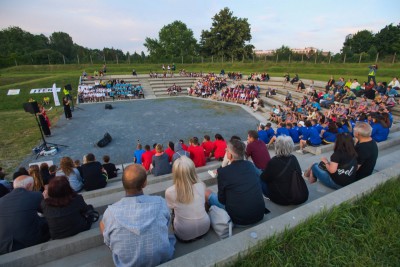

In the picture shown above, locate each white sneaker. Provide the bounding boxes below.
[208,170,217,178]
[296,149,304,154]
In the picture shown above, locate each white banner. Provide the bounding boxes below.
[7,89,20,95]
[52,83,61,106]
[30,88,61,94]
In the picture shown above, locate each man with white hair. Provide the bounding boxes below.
[0,175,49,254]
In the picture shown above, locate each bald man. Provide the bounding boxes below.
[100,164,175,267]
[0,175,49,254]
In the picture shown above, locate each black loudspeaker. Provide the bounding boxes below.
[97,132,112,147]
[23,102,40,114]
[65,84,72,91]
[105,104,113,109]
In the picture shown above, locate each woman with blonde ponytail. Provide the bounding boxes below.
[165,156,210,241]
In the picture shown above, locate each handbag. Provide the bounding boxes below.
[275,156,309,205]
[82,204,100,224]
[318,161,328,171]
[208,205,233,239]
[289,168,309,205]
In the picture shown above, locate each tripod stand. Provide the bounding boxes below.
[33,113,68,159]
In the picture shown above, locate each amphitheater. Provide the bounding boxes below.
[2,73,400,267]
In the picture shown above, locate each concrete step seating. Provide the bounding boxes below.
[80,161,222,200]
[149,78,200,96]
[0,161,220,267]
[3,141,400,266]
[304,127,400,155]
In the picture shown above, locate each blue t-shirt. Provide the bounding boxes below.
[276,127,290,137]
[302,127,322,145]
[371,123,389,142]
[265,128,275,140]
[322,131,337,143]
[134,149,145,164]
[258,130,269,144]
[297,126,305,137]
[289,128,300,143]
[313,124,323,134]
[312,102,321,110]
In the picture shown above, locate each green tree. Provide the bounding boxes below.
[200,7,252,60]
[274,45,292,60]
[374,24,400,56]
[0,26,48,57]
[144,21,198,60]
[49,32,74,59]
[342,30,374,54]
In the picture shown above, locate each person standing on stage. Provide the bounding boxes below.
[63,85,74,111]
[63,96,72,120]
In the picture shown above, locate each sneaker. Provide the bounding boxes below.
[208,170,217,178]
[296,149,304,154]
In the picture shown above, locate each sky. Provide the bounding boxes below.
[0,0,398,55]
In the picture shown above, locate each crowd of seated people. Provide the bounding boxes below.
[263,80,394,153]
[227,72,243,80]
[187,74,227,98]
[1,116,384,261]
[179,69,204,77]
[247,72,270,82]
[78,80,144,103]
[167,83,182,95]
[0,152,117,254]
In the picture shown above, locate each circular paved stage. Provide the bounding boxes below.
[21,97,259,167]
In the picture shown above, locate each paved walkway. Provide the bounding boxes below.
[22,97,259,168]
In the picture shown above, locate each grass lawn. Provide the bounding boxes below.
[231,177,400,267]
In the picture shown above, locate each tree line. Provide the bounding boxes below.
[0,7,399,68]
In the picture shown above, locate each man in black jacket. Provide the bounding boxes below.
[207,140,265,226]
[0,175,50,254]
[81,153,108,191]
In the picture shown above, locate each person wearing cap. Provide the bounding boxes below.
[0,175,50,254]
[297,121,306,136]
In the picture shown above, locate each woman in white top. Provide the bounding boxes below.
[56,157,83,192]
[165,156,210,241]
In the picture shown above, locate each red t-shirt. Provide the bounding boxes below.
[202,141,214,157]
[188,145,206,167]
[141,151,154,171]
[165,148,174,162]
[213,140,227,159]
[181,143,188,151]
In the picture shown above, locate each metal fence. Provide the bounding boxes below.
[0,52,397,68]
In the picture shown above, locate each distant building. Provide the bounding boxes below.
[254,47,330,57]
